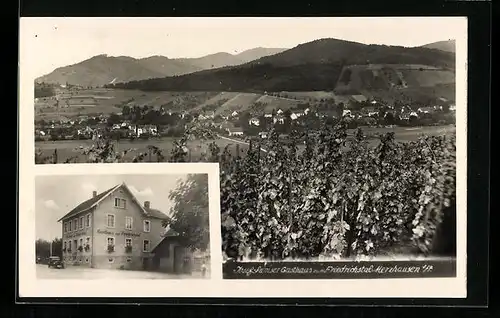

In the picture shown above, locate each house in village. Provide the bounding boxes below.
[417,107,435,114]
[342,109,352,117]
[227,126,244,137]
[449,104,456,112]
[399,111,419,120]
[137,125,158,136]
[273,114,285,124]
[77,126,94,137]
[231,111,239,117]
[318,110,339,119]
[362,107,379,117]
[383,110,397,119]
[248,117,260,126]
[350,110,363,119]
[259,131,268,139]
[276,109,284,115]
[290,111,305,121]
[58,183,169,271]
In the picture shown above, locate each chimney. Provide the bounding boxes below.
[92,191,97,198]
[144,201,150,209]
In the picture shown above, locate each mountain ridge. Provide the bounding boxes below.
[109,38,455,94]
[420,39,456,53]
[35,47,288,87]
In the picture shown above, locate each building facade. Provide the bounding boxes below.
[59,183,168,270]
[151,230,210,275]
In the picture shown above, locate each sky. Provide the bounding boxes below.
[20,17,466,78]
[35,173,192,241]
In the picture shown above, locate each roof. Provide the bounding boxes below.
[350,95,368,103]
[58,182,168,222]
[164,228,179,237]
[144,207,169,220]
[58,184,119,222]
[362,107,378,113]
[418,107,435,111]
[228,126,244,132]
[152,229,185,253]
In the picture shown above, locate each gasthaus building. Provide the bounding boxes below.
[58,182,169,270]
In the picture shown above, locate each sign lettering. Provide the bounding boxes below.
[66,229,88,238]
[97,229,141,237]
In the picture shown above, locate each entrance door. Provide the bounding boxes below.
[173,246,183,274]
[142,257,150,270]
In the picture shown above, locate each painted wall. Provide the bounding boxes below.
[91,186,165,270]
[60,185,166,270]
[61,212,93,267]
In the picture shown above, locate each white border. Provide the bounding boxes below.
[19,17,467,298]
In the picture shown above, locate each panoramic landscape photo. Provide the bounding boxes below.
[30,17,459,264]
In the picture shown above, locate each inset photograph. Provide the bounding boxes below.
[35,173,210,279]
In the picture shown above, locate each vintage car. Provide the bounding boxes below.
[47,256,64,269]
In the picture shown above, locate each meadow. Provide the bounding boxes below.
[35,125,455,164]
[35,136,251,163]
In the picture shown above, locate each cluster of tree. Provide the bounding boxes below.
[107,63,344,92]
[162,174,210,251]
[35,238,63,261]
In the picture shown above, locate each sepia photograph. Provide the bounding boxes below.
[19,16,467,297]
[35,173,211,279]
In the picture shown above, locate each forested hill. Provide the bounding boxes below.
[109,38,455,93]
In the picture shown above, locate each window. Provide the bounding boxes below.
[85,214,91,228]
[143,240,150,252]
[86,237,90,246]
[114,198,126,209]
[79,238,83,247]
[67,241,71,251]
[108,257,114,263]
[125,238,132,247]
[143,220,151,233]
[85,258,89,263]
[126,257,132,263]
[106,214,115,228]
[63,241,67,250]
[79,216,84,229]
[125,217,133,230]
[73,219,77,231]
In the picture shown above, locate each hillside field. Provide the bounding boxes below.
[334,64,455,95]
[35,89,220,120]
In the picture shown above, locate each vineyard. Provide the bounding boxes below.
[35,120,456,262]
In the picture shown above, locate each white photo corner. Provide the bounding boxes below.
[18,17,467,298]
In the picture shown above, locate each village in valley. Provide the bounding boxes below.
[34,84,456,145]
